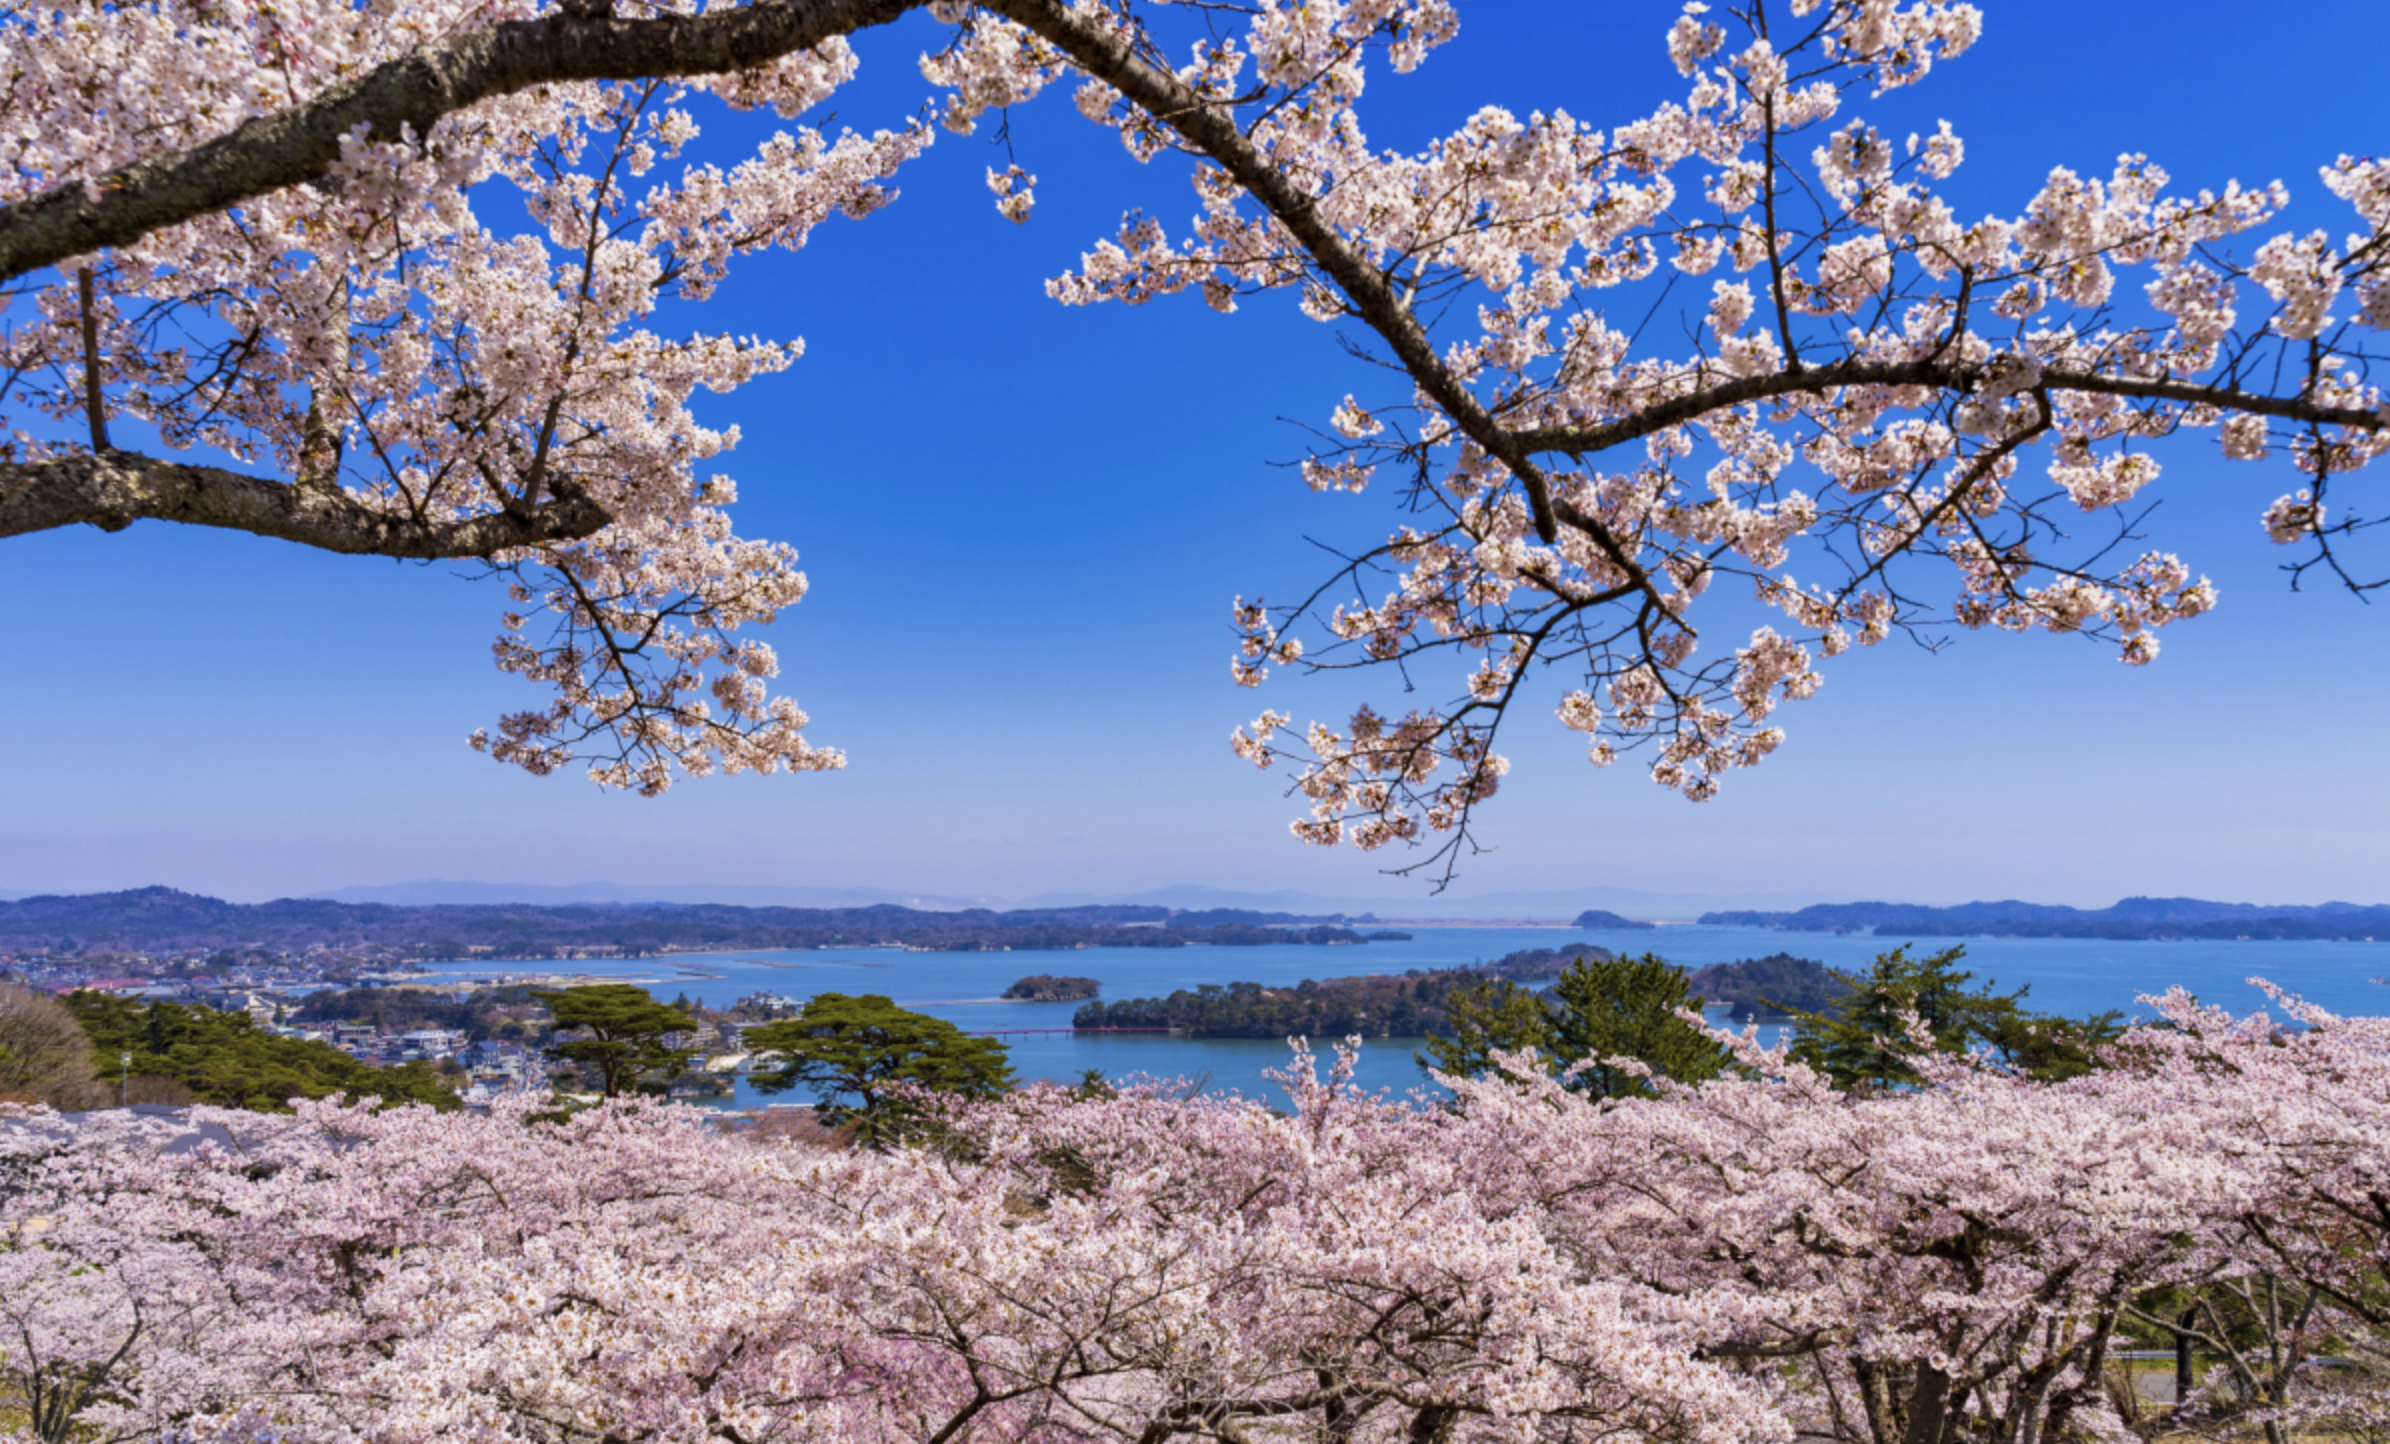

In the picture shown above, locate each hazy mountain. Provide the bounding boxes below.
[309,880,1004,910]
[296,880,1817,921]
[1701,896,2390,940]
[1019,884,1818,921]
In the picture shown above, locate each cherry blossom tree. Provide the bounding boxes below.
[1,1071,1794,1444]
[20,996,2390,1444]
[0,0,2382,848]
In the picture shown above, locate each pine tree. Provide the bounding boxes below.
[745,993,1013,1147]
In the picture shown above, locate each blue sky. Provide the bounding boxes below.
[3,0,2385,909]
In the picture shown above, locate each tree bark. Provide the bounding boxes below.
[0,450,609,556]
[1903,1362,1951,1444]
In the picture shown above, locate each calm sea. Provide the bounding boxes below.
[411,925,2390,1108]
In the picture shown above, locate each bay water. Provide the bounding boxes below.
[411,924,2390,1108]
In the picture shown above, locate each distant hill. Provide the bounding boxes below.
[1477,943,1620,981]
[1699,896,2390,941]
[0,887,1378,958]
[310,880,1003,910]
[1573,909,1654,930]
[1686,954,1849,1019]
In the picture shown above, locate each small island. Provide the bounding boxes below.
[1002,974,1102,1002]
[1685,953,1849,1019]
[1573,909,1656,930]
[1481,942,1618,981]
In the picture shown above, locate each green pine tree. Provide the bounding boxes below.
[1545,952,1729,1099]
[1417,975,1555,1080]
[533,984,699,1099]
[1784,944,2122,1089]
[1419,953,1727,1100]
[744,993,1013,1147]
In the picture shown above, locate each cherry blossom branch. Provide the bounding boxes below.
[984,0,1672,612]
[1511,357,2387,457]
[0,0,918,284]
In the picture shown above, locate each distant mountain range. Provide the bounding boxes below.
[12,885,2389,947]
[310,880,1008,910]
[0,886,1400,958]
[1701,897,2390,941]
[293,880,1817,921]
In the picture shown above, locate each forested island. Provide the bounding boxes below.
[0,887,1383,960]
[1073,970,1485,1039]
[1478,943,1620,980]
[1685,954,1849,1019]
[1699,896,2390,940]
[1572,910,1655,930]
[1071,944,1622,1039]
[1002,975,1101,1002]
[1068,945,1870,1039]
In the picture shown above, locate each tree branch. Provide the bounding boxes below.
[76,267,109,452]
[0,450,610,555]
[1511,357,2386,457]
[979,0,1606,559]
[0,0,918,284]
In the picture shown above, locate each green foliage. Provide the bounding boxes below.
[1785,945,2124,1088]
[1546,952,1731,1098]
[533,985,698,1099]
[63,993,460,1112]
[745,993,1013,1147]
[294,984,545,1040]
[1419,952,1729,1100]
[1417,976,1554,1080]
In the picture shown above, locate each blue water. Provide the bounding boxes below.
[411,925,2390,1107]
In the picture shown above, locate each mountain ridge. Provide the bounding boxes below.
[1700,896,2390,940]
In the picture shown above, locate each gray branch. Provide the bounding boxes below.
[0,0,918,285]
[0,450,610,556]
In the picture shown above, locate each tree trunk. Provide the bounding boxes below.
[1904,1362,1951,1444]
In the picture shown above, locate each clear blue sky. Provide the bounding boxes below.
[3,0,2384,908]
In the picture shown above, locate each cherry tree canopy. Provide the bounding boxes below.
[0,0,2380,858]
[11,997,2390,1444]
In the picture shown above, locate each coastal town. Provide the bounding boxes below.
[0,938,814,1107]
